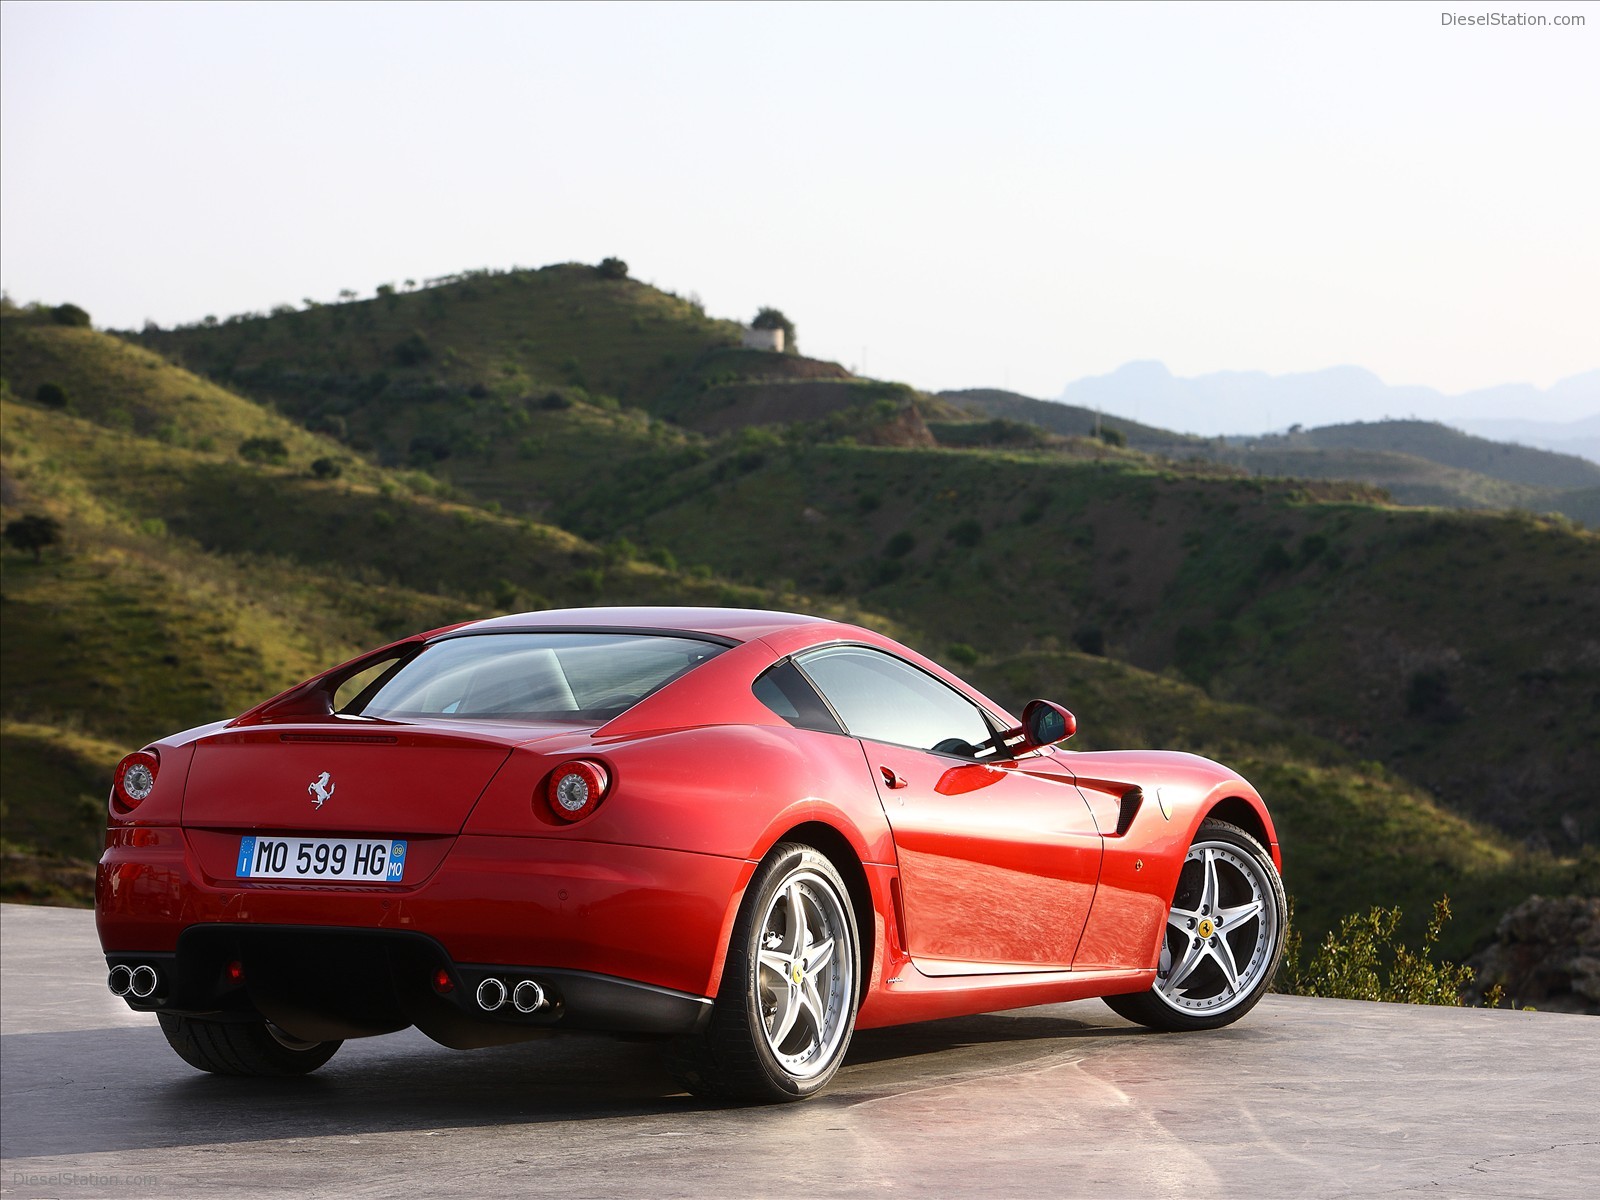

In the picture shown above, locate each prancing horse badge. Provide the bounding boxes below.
[308,771,335,809]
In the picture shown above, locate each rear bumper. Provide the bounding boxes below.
[104,926,711,1047]
[97,829,753,1035]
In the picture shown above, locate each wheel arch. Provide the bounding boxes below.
[1201,795,1280,870]
[768,821,877,1007]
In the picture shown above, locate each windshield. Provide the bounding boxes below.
[350,632,726,723]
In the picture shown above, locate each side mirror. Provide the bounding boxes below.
[1017,699,1076,751]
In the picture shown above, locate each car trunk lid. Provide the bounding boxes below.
[181,724,555,835]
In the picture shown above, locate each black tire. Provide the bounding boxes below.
[667,842,860,1103]
[1104,818,1286,1032]
[157,1013,342,1077]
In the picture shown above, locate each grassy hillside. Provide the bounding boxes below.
[3,280,1593,966]
[0,333,890,904]
[570,439,1600,850]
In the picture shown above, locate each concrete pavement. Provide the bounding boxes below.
[2,903,1596,1198]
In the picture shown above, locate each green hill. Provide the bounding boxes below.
[947,391,1599,522]
[567,439,1600,850]
[2,280,1593,965]
[1280,419,1600,490]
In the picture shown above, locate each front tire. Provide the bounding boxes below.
[157,1013,342,1076]
[1104,819,1286,1032]
[668,842,860,1102]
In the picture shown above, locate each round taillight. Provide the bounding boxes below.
[546,759,610,823]
[113,750,160,812]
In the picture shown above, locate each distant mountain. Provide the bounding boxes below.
[1450,414,1600,465]
[1057,361,1600,439]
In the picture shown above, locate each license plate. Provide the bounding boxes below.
[236,836,408,882]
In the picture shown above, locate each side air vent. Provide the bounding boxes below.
[1115,787,1143,837]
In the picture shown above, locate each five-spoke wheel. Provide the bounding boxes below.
[668,842,860,1102]
[1105,819,1286,1032]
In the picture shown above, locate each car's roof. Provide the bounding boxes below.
[451,607,832,644]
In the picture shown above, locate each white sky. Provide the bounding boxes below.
[3,0,1596,410]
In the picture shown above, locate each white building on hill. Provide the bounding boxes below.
[741,326,784,353]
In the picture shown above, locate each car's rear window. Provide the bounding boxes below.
[350,632,725,722]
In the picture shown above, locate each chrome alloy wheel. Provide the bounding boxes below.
[754,868,855,1080]
[1154,839,1279,1015]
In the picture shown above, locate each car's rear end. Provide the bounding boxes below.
[96,625,762,1052]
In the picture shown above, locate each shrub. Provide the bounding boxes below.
[1096,425,1126,447]
[1072,627,1106,656]
[1406,669,1463,724]
[50,303,90,327]
[34,382,68,409]
[884,531,916,558]
[310,457,343,480]
[539,391,571,410]
[1280,896,1476,1006]
[947,643,979,667]
[393,332,432,367]
[596,257,629,280]
[238,436,289,465]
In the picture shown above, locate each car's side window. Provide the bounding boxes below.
[796,646,994,757]
[752,660,845,735]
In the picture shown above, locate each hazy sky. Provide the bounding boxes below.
[3,0,1596,410]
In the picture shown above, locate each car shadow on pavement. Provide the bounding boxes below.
[1,1009,1147,1159]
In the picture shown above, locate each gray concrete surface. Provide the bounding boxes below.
[2,902,1596,1199]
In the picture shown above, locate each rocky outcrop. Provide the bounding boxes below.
[1469,895,1600,1014]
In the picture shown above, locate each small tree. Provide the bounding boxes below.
[596,257,629,280]
[239,436,290,465]
[310,457,343,480]
[393,332,432,367]
[752,307,797,354]
[34,382,68,409]
[4,514,63,562]
[51,303,90,327]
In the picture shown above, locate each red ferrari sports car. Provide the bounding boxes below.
[98,607,1286,1101]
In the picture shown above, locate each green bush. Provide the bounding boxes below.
[884,531,916,558]
[947,642,980,667]
[238,436,289,465]
[1097,425,1126,448]
[596,257,629,280]
[310,457,343,480]
[1279,896,1477,1005]
[34,382,68,409]
[51,303,91,327]
[393,332,432,367]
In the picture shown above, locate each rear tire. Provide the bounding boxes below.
[667,843,860,1103]
[1104,818,1286,1032]
[157,1013,342,1076]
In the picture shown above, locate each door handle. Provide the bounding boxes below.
[880,766,909,790]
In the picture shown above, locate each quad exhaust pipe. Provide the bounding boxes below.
[108,963,161,999]
[475,977,547,1014]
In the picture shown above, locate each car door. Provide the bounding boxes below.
[794,645,1103,973]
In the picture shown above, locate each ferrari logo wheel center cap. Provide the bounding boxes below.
[791,963,805,985]
[1197,918,1215,939]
